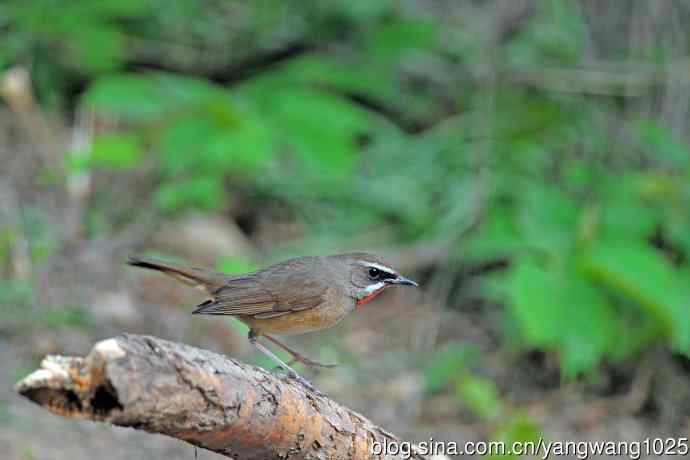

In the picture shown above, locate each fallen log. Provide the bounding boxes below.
[15,334,428,460]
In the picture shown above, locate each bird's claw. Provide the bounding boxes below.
[287,371,324,396]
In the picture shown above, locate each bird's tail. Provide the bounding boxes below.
[127,255,227,292]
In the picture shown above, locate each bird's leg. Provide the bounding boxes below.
[248,331,322,395]
[263,334,337,369]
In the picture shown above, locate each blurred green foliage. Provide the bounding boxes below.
[424,342,477,394]
[216,256,259,275]
[2,302,93,333]
[4,0,690,382]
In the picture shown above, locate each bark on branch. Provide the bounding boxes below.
[15,334,427,460]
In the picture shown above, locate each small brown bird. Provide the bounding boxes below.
[127,253,418,392]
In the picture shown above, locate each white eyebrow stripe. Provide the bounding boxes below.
[357,261,395,274]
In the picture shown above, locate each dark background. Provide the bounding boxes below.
[2,1,690,458]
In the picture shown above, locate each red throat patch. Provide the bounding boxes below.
[356,285,389,307]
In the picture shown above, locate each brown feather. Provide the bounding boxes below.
[192,256,329,317]
[252,311,291,319]
[127,256,229,291]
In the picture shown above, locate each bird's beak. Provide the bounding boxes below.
[388,275,418,287]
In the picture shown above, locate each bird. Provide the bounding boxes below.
[127,253,418,393]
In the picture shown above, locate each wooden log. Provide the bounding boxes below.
[15,334,428,460]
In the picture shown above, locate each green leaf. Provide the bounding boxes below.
[155,74,229,109]
[278,55,406,111]
[204,118,274,173]
[216,257,258,275]
[154,176,225,212]
[240,82,369,184]
[580,240,690,354]
[63,150,92,173]
[523,184,579,249]
[64,133,142,171]
[489,414,541,460]
[91,133,142,169]
[365,19,436,62]
[84,74,169,121]
[667,214,690,259]
[599,200,658,240]
[634,118,690,169]
[455,375,501,420]
[423,342,475,393]
[464,205,523,259]
[157,110,271,176]
[507,258,615,376]
[158,115,222,174]
[69,24,127,72]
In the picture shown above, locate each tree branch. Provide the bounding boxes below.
[15,334,428,460]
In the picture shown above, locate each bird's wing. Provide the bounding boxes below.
[192,257,328,317]
[193,276,277,316]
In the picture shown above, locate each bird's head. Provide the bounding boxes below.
[333,253,418,306]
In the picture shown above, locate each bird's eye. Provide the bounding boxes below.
[368,267,381,279]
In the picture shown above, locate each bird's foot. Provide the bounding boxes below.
[287,371,324,396]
